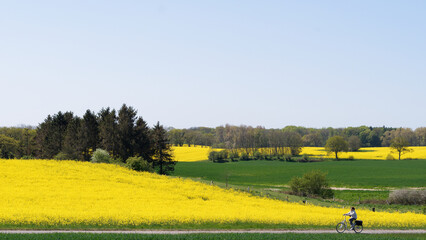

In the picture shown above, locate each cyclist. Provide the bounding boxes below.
[343,207,357,230]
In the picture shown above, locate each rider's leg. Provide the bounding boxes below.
[349,218,355,229]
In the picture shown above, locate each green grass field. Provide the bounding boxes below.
[173,160,426,188]
[0,233,424,240]
[173,159,426,213]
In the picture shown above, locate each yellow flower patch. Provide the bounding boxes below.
[0,160,424,228]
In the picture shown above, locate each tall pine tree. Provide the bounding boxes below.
[151,122,175,175]
[117,104,137,161]
[35,112,73,158]
[134,116,153,162]
[98,108,118,157]
[63,116,83,160]
[79,110,99,161]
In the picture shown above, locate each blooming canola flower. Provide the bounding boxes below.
[0,159,424,228]
[172,146,426,162]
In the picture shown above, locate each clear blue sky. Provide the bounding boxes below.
[1,1,425,129]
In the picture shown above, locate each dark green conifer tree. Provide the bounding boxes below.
[134,117,153,162]
[79,110,99,161]
[151,122,175,175]
[117,104,137,161]
[98,108,118,157]
[63,116,83,160]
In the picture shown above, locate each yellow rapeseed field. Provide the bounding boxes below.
[172,145,212,162]
[301,147,426,160]
[172,146,426,162]
[0,159,424,228]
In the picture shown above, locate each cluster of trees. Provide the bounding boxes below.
[208,149,314,163]
[325,133,414,160]
[196,125,304,159]
[0,127,37,159]
[0,105,175,175]
[169,125,426,148]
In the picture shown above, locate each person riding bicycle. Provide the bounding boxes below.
[343,207,357,230]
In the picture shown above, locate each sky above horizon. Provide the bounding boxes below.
[1,1,425,129]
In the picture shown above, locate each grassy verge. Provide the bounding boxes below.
[0,233,425,240]
[0,223,334,231]
[203,182,425,214]
[1,221,425,230]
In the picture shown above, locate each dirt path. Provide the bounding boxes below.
[0,229,425,234]
[267,186,426,191]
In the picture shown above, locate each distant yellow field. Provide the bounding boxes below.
[0,159,424,228]
[301,146,426,160]
[172,146,426,161]
[172,146,212,162]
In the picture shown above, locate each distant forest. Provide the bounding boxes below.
[168,125,426,149]
[1,105,425,160]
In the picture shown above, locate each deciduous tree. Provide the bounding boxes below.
[348,135,361,151]
[0,134,20,158]
[325,136,348,160]
[390,136,412,160]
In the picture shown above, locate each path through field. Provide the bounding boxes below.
[1,230,425,234]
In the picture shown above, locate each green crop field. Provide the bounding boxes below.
[173,160,426,188]
[173,159,426,213]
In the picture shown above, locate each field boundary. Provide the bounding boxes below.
[1,230,425,234]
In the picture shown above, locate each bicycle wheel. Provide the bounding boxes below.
[336,223,346,233]
[353,224,363,233]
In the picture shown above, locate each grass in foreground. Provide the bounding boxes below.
[0,233,425,240]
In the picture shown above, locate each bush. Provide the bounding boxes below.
[348,155,354,160]
[126,156,154,172]
[90,149,112,163]
[208,150,228,163]
[386,153,395,160]
[253,151,264,160]
[208,151,217,162]
[229,151,239,161]
[388,189,426,205]
[299,154,310,162]
[289,170,334,198]
[240,152,249,161]
[284,154,293,162]
[54,152,71,160]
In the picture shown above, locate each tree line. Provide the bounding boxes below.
[0,104,175,175]
[0,127,37,158]
[2,114,425,164]
[169,125,426,149]
[207,126,304,162]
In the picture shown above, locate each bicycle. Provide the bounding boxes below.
[336,215,363,233]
